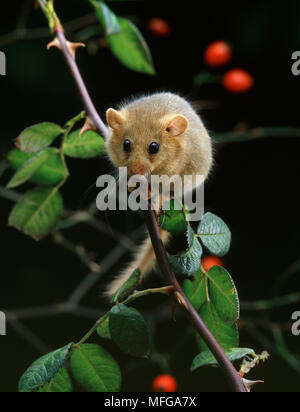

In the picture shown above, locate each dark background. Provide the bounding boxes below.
[1,0,300,392]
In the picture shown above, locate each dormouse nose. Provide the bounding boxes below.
[129,162,148,176]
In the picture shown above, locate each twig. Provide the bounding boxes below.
[68,225,144,304]
[143,208,246,392]
[241,293,300,311]
[213,127,300,144]
[70,306,104,319]
[33,10,246,392]
[87,216,137,250]
[0,14,98,48]
[0,186,21,202]
[55,29,107,137]
[52,231,101,273]
[245,321,300,375]
[8,318,51,354]
[272,326,300,374]
[6,303,69,321]
[61,209,139,251]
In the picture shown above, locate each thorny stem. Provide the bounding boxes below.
[39,8,246,393]
[143,208,246,393]
[56,30,107,137]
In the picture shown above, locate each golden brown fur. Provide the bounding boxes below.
[105,92,213,297]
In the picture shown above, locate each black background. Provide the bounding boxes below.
[0,0,300,392]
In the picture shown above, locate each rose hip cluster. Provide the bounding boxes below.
[204,40,253,94]
[147,17,253,95]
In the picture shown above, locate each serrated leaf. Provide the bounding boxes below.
[90,0,121,35]
[198,212,231,257]
[111,269,141,303]
[109,304,150,358]
[108,17,155,75]
[18,343,73,393]
[97,315,111,340]
[6,149,65,186]
[169,226,203,277]
[207,266,239,323]
[15,122,63,153]
[191,348,255,372]
[63,130,105,158]
[183,271,206,311]
[159,199,188,235]
[70,344,121,392]
[9,186,64,240]
[38,368,73,392]
[6,148,59,189]
[197,302,238,352]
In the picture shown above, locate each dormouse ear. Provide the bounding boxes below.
[106,108,125,131]
[165,115,188,137]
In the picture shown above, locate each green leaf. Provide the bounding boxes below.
[169,226,203,277]
[159,199,188,235]
[109,304,150,358]
[183,271,206,311]
[207,266,239,323]
[97,315,111,340]
[63,130,105,158]
[197,302,238,352]
[15,123,63,153]
[191,348,255,372]
[90,0,121,35]
[9,186,64,240]
[70,344,121,392]
[6,149,65,186]
[18,343,73,393]
[108,17,155,75]
[111,269,141,303]
[197,212,231,257]
[6,148,59,189]
[38,368,73,392]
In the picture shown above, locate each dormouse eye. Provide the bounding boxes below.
[148,142,160,155]
[123,139,131,153]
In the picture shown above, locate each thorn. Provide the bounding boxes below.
[67,41,86,60]
[242,379,264,393]
[163,285,175,296]
[47,37,86,60]
[174,291,189,311]
[47,37,60,52]
[79,117,96,137]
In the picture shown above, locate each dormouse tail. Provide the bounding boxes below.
[105,228,170,298]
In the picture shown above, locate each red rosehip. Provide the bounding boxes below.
[202,256,224,272]
[204,41,232,68]
[223,69,254,94]
[152,374,178,392]
[148,18,171,37]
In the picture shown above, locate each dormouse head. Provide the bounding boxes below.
[105,107,188,177]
